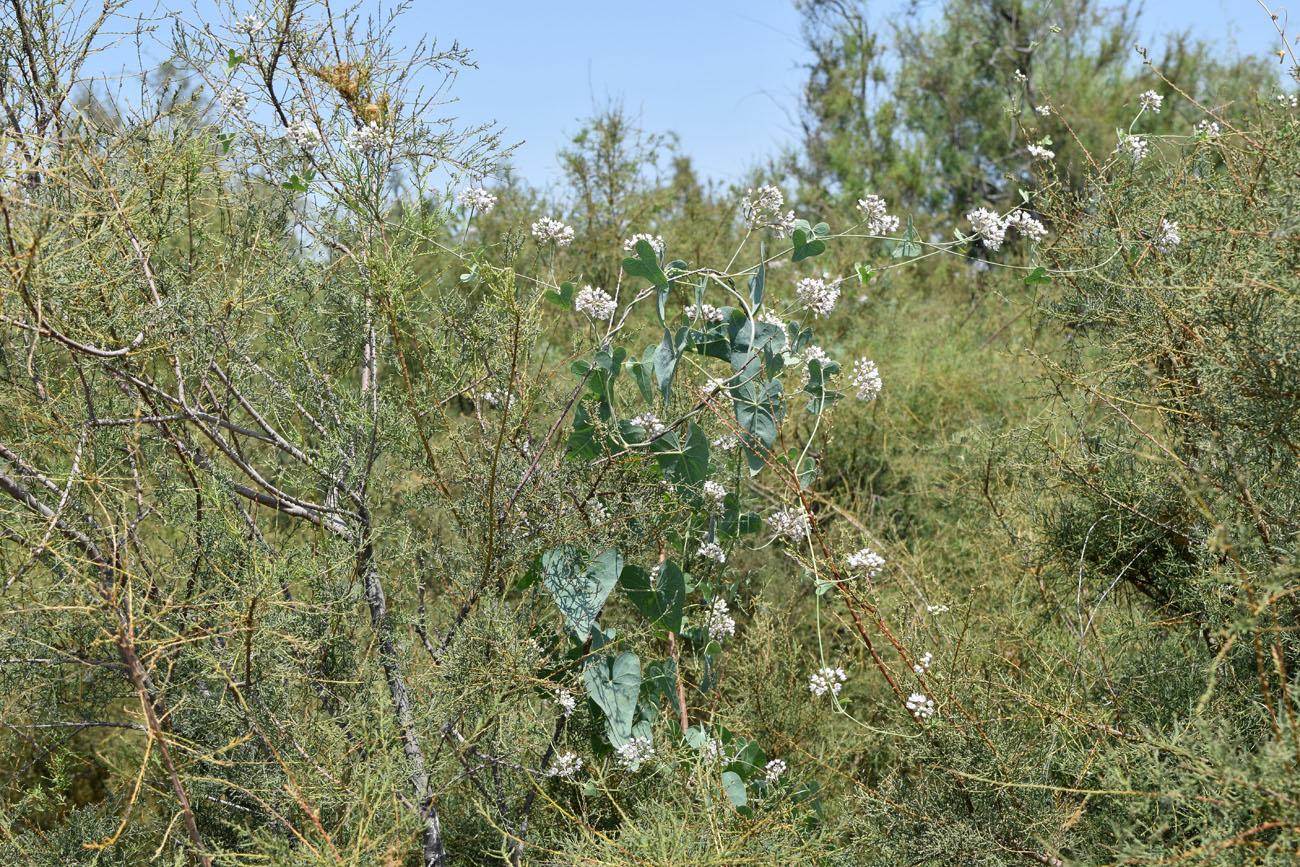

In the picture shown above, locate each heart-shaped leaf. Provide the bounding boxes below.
[226,48,244,69]
[583,651,641,745]
[791,227,827,262]
[541,546,623,641]
[891,216,921,259]
[545,281,576,308]
[1024,266,1053,285]
[621,239,667,288]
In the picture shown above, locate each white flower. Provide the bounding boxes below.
[967,207,1008,251]
[763,758,787,783]
[697,541,727,565]
[630,413,666,437]
[769,506,810,543]
[586,498,610,525]
[1118,134,1149,162]
[1277,92,1298,109]
[1138,89,1163,113]
[713,432,739,451]
[218,88,248,113]
[531,216,575,246]
[1195,119,1221,138]
[756,309,785,329]
[623,233,665,255]
[1012,69,1027,83]
[345,121,394,155]
[703,598,736,640]
[548,751,583,778]
[851,359,882,401]
[1027,143,1055,160]
[614,736,655,771]
[574,285,616,320]
[685,302,725,323]
[556,688,577,717]
[1035,104,1052,117]
[702,376,731,397]
[232,13,264,35]
[795,277,840,318]
[284,119,321,150]
[847,547,885,577]
[912,651,933,675]
[856,194,900,236]
[809,666,847,697]
[926,603,950,614]
[906,691,935,720]
[741,184,797,235]
[456,186,497,213]
[702,481,727,513]
[1004,211,1048,243]
[1152,219,1180,253]
[699,736,726,761]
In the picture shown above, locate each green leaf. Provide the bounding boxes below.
[541,546,623,641]
[582,651,641,745]
[226,48,244,69]
[812,221,831,237]
[217,132,235,155]
[653,327,686,404]
[625,356,654,405]
[855,262,874,285]
[748,244,766,309]
[621,239,667,288]
[891,216,921,259]
[732,379,782,475]
[726,740,767,781]
[801,358,842,415]
[791,227,827,263]
[621,561,686,633]
[281,173,309,193]
[721,771,747,808]
[545,281,576,308]
[1024,266,1053,285]
[654,422,710,487]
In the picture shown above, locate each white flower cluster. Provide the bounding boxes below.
[856,194,900,236]
[966,208,1046,250]
[614,736,655,771]
[700,736,726,761]
[630,413,666,437]
[847,547,885,577]
[697,541,727,564]
[809,666,847,698]
[703,597,736,638]
[1035,104,1052,117]
[345,121,394,155]
[912,651,933,675]
[756,309,785,329]
[623,233,665,255]
[1138,89,1163,113]
[1004,211,1048,243]
[232,13,264,35]
[531,216,575,246]
[586,498,610,525]
[548,751,583,778]
[741,184,798,236]
[1118,134,1150,162]
[1013,69,1027,83]
[284,119,321,150]
[1278,92,1299,109]
[218,88,248,113]
[926,603,950,614]
[702,480,727,513]
[769,506,810,543]
[556,688,577,717]
[1027,143,1055,161]
[574,285,616,320]
[795,277,840,318]
[1153,219,1180,253]
[906,692,935,720]
[763,758,787,783]
[1195,119,1221,138]
[685,302,725,323]
[851,358,882,401]
[456,186,497,213]
[713,432,739,451]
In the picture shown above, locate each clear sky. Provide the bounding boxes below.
[87,0,1290,189]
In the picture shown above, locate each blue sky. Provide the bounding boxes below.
[90,0,1288,188]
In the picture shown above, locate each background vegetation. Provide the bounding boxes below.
[2,0,1298,864]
